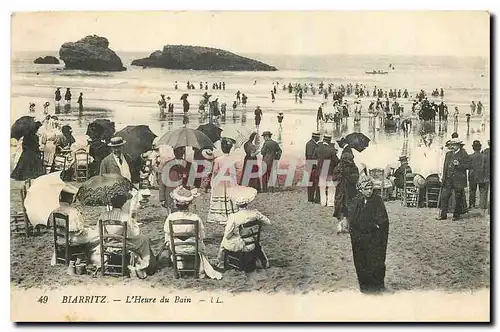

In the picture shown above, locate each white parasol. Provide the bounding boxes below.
[24,171,67,228]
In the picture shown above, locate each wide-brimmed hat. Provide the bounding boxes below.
[108,136,126,147]
[448,138,464,146]
[472,140,482,148]
[62,184,78,195]
[170,186,194,206]
[201,149,215,160]
[261,131,272,137]
[228,186,258,206]
[413,174,426,188]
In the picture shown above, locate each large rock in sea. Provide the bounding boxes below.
[59,35,126,72]
[131,45,277,71]
[33,56,60,64]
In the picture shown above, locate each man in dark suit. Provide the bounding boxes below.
[393,156,412,189]
[468,140,486,208]
[313,134,339,206]
[100,136,140,185]
[437,138,471,220]
[305,132,320,202]
[260,131,282,192]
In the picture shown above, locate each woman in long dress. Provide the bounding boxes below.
[332,150,360,224]
[11,122,45,181]
[346,175,389,293]
[216,186,270,270]
[207,138,239,224]
[164,186,222,279]
[241,132,261,192]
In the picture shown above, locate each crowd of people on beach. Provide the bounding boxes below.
[11,77,490,293]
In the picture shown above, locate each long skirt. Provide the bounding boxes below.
[350,225,389,292]
[241,156,262,192]
[207,184,238,224]
[90,234,154,275]
[11,149,45,181]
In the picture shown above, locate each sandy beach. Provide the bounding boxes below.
[10,180,490,293]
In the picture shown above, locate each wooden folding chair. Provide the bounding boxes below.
[74,148,90,182]
[98,219,129,277]
[168,219,199,279]
[53,154,68,172]
[402,172,419,207]
[11,180,33,236]
[224,220,263,272]
[425,185,442,208]
[52,212,87,266]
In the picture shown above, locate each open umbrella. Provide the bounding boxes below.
[196,123,223,143]
[115,125,157,160]
[157,127,214,149]
[344,132,371,152]
[180,93,189,100]
[86,119,116,142]
[76,173,134,206]
[24,171,66,228]
[11,116,38,140]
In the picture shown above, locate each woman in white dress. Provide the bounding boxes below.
[164,186,222,279]
[207,138,240,224]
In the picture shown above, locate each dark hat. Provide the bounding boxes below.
[323,135,332,141]
[261,131,272,137]
[312,132,320,137]
[399,155,408,162]
[472,140,482,148]
[108,136,126,147]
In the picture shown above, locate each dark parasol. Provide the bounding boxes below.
[115,125,157,160]
[86,119,116,142]
[344,132,371,152]
[11,116,39,140]
[196,123,223,143]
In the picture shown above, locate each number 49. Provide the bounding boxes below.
[37,296,48,304]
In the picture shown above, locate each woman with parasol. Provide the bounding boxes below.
[332,149,360,228]
[11,120,45,181]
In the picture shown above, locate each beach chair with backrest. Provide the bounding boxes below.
[11,180,33,236]
[52,212,87,266]
[74,148,90,182]
[402,171,419,208]
[224,219,263,273]
[168,219,199,279]
[98,219,129,277]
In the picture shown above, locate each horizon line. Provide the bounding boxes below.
[12,49,489,59]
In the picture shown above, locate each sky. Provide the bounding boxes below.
[11,11,490,57]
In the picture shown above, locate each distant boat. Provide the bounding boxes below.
[365,70,389,75]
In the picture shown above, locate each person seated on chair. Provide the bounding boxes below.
[393,156,412,189]
[49,184,99,265]
[216,186,271,270]
[95,193,156,279]
[163,186,222,279]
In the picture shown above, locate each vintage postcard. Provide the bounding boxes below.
[10,11,490,322]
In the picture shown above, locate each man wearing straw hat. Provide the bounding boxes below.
[260,131,282,193]
[437,138,471,221]
[305,132,321,203]
[100,137,137,184]
[313,134,339,207]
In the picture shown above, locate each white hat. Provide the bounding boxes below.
[170,186,194,206]
[201,149,215,160]
[62,184,78,195]
[227,186,257,206]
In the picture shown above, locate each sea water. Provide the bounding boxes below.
[10,51,490,170]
